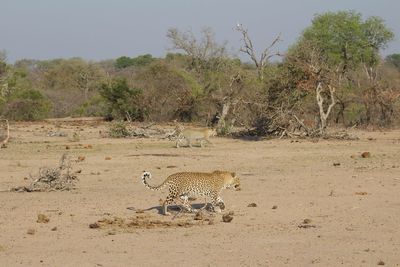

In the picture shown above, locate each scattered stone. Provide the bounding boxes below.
[247,203,257,207]
[65,145,70,150]
[361,152,371,158]
[222,213,234,223]
[107,230,116,235]
[89,223,100,229]
[51,226,57,231]
[377,260,385,265]
[298,224,316,229]
[298,218,316,229]
[272,205,278,209]
[77,155,85,162]
[333,162,341,166]
[37,214,50,223]
[166,165,177,168]
[27,228,36,235]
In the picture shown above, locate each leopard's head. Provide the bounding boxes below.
[230,172,241,191]
[215,170,241,191]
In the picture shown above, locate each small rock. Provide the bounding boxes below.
[377,260,385,265]
[355,192,368,195]
[361,152,371,158]
[247,203,257,207]
[77,155,85,162]
[222,213,233,223]
[333,162,341,166]
[27,228,36,235]
[65,145,70,150]
[37,214,50,223]
[105,156,112,160]
[272,205,278,209]
[51,226,57,231]
[166,165,177,168]
[89,223,100,229]
[303,218,312,224]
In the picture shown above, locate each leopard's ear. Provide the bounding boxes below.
[231,172,236,177]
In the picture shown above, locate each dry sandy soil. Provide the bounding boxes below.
[0,121,399,267]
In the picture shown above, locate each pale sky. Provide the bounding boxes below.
[1,0,399,63]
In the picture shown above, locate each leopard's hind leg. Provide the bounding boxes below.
[162,189,179,215]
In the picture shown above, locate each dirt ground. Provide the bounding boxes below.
[0,121,399,267]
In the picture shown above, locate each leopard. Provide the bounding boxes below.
[141,170,240,215]
[175,127,217,148]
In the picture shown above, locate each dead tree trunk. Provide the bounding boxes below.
[316,83,336,133]
[216,98,231,133]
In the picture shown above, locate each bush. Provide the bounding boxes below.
[99,77,144,121]
[107,121,131,138]
[1,89,51,120]
[74,95,108,117]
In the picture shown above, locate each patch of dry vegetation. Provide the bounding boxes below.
[11,153,78,192]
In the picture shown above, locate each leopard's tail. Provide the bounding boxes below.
[141,171,167,191]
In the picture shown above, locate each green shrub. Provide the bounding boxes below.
[74,95,108,117]
[99,77,144,121]
[1,89,51,121]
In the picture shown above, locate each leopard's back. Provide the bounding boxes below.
[166,172,224,197]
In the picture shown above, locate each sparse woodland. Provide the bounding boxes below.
[1,11,399,137]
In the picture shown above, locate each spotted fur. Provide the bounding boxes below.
[141,170,240,215]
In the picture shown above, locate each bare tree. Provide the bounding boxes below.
[166,27,227,71]
[236,24,281,80]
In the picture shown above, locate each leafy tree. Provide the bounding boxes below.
[36,58,106,116]
[301,11,394,72]
[1,89,51,120]
[99,77,143,121]
[114,56,133,69]
[114,54,155,69]
[288,11,394,131]
[135,61,202,122]
[385,53,400,70]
